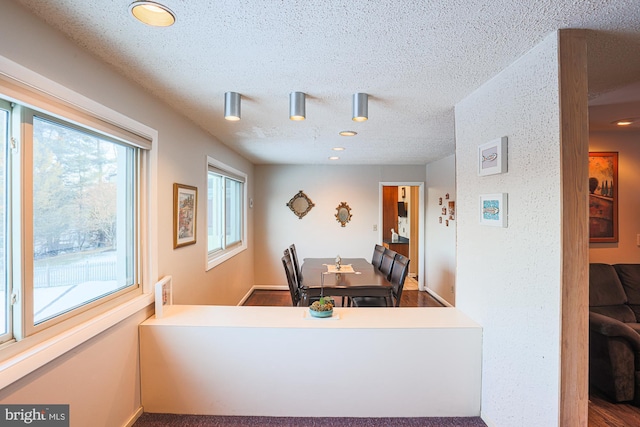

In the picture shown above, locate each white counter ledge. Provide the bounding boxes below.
[140,305,482,418]
[142,305,481,329]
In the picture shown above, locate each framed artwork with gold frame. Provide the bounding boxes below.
[173,183,197,248]
[589,152,618,243]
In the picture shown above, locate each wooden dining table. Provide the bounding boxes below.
[299,258,393,306]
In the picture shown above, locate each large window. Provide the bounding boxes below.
[207,157,246,269]
[30,114,136,325]
[0,96,144,345]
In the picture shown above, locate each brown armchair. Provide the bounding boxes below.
[589,263,640,405]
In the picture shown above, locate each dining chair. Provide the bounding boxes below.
[378,249,396,280]
[282,249,300,306]
[388,254,410,306]
[352,254,410,308]
[289,243,302,287]
[371,244,385,269]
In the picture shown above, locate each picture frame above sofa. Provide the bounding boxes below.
[589,152,618,243]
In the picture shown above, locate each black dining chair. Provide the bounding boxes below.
[378,249,396,281]
[352,254,410,308]
[371,244,385,269]
[282,249,300,306]
[289,243,302,287]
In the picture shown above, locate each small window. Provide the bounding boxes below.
[206,157,246,269]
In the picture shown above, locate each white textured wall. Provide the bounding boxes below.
[589,130,640,263]
[253,165,426,286]
[425,155,457,305]
[454,32,562,426]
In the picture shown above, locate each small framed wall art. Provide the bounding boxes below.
[154,275,173,319]
[480,193,508,227]
[478,136,508,176]
[173,183,198,248]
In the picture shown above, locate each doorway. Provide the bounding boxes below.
[380,183,424,290]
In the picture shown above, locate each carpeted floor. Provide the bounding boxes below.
[132,414,487,427]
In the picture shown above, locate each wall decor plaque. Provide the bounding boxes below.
[287,190,315,219]
[335,202,353,227]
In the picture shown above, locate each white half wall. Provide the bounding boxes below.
[140,305,482,417]
[425,155,457,305]
[454,32,562,426]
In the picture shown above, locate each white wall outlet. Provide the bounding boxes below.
[373,224,378,231]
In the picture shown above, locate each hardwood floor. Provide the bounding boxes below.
[589,388,640,427]
[242,289,445,307]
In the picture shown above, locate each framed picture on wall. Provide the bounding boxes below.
[589,152,618,243]
[478,137,508,176]
[173,183,198,248]
[479,193,508,227]
[154,275,173,319]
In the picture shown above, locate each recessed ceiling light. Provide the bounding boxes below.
[339,130,357,136]
[332,147,345,151]
[329,156,340,160]
[129,1,175,27]
[614,118,634,126]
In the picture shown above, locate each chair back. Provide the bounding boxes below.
[282,249,299,306]
[289,244,302,287]
[371,244,385,269]
[389,254,410,307]
[379,249,396,280]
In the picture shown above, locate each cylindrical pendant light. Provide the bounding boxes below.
[352,93,368,122]
[224,92,241,121]
[289,92,306,121]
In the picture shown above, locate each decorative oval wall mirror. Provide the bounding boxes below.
[286,190,315,219]
[335,202,352,227]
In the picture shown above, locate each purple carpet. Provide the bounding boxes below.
[132,414,487,427]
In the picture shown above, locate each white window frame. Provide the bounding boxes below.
[0,99,11,345]
[0,55,157,389]
[15,107,141,337]
[206,156,247,270]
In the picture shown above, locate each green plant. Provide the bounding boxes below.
[309,296,334,312]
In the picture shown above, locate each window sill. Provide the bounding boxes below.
[206,244,247,271]
[0,293,154,389]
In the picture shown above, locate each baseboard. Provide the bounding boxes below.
[237,285,289,306]
[123,406,144,427]
[424,288,453,307]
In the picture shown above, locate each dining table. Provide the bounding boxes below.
[299,257,393,306]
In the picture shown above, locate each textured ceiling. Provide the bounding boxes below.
[14,0,640,164]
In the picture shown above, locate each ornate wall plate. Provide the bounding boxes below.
[286,190,315,219]
[335,202,352,227]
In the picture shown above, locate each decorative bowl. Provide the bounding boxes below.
[309,308,334,318]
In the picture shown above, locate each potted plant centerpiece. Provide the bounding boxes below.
[309,296,335,318]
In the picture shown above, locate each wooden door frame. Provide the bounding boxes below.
[379,182,425,290]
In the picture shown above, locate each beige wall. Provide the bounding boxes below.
[455,32,563,426]
[0,3,255,426]
[425,155,456,305]
[0,308,152,426]
[589,130,640,263]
